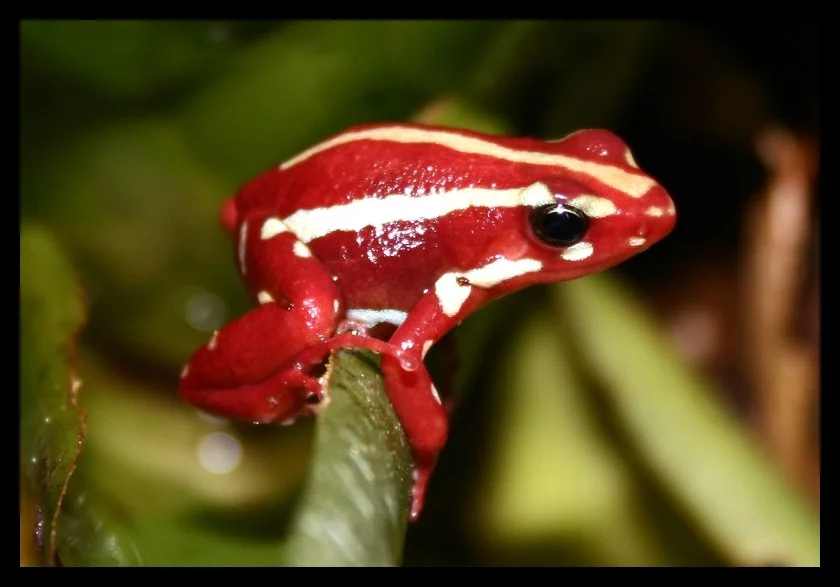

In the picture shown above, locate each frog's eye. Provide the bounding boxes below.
[529,203,589,247]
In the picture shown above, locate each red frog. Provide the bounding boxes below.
[179,122,677,520]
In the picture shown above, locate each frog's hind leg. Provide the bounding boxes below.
[180,303,333,423]
[179,212,409,424]
[180,212,345,423]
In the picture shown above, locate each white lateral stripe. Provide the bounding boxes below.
[283,184,553,244]
[463,257,543,288]
[434,274,472,317]
[280,126,656,198]
[346,308,409,327]
[434,257,543,317]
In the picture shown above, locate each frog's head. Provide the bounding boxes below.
[506,129,676,287]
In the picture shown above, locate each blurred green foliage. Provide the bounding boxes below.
[20,20,818,566]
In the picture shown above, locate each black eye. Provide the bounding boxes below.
[530,204,589,247]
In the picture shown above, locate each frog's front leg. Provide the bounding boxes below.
[179,213,346,423]
[380,270,496,520]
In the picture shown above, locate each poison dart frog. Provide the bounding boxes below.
[179,122,677,520]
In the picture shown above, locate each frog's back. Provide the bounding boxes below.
[230,122,669,311]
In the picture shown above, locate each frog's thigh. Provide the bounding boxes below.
[238,213,343,341]
[179,303,324,422]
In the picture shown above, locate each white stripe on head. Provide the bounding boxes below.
[281,126,657,198]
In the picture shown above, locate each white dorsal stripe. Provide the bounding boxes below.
[283,184,557,243]
[280,126,657,198]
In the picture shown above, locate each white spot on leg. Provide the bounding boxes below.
[207,330,219,350]
[257,290,275,304]
[293,241,312,258]
[238,221,248,274]
[430,384,441,405]
[261,217,288,240]
[560,241,594,261]
[180,364,190,379]
[333,299,340,314]
[627,237,646,247]
[421,340,434,358]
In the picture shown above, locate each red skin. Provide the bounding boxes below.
[179,123,676,520]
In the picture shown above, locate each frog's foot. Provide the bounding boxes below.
[288,332,413,375]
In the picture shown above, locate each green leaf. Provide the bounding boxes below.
[51,349,410,566]
[20,223,87,565]
[56,350,312,566]
[556,274,820,566]
[283,351,413,566]
[472,292,718,565]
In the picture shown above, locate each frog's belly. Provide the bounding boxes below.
[310,225,448,313]
[304,209,516,314]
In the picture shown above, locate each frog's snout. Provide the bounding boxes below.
[640,184,677,245]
